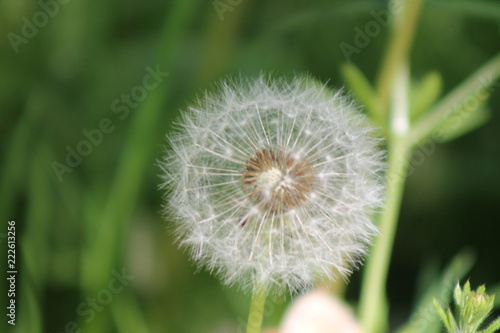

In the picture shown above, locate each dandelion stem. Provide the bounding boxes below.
[246,284,267,333]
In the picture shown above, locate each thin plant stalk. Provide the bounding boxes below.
[359,63,413,333]
[359,133,411,332]
[358,1,425,331]
[246,284,267,333]
[360,65,412,332]
[375,0,425,119]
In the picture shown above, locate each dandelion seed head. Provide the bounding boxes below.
[160,75,385,294]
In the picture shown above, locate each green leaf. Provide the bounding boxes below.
[410,71,443,120]
[442,282,498,333]
[433,299,450,330]
[436,106,490,143]
[482,317,500,333]
[341,63,380,122]
[409,53,500,145]
[395,251,475,333]
[446,308,459,332]
[477,284,487,295]
[454,281,464,308]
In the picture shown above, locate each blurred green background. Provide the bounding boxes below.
[1,0,499,332]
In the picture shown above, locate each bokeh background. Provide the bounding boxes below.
[1,0,499,332]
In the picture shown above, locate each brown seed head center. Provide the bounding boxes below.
[242,148,314,213]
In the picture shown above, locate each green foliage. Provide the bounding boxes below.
[410,71,443,121]
[396,251,475,333]
[341,63,380,121]
[1,0,499,332]
[434,281,500,333]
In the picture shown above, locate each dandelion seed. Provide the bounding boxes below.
[160,75,385,294]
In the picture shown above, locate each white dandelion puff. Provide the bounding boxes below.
[160,75,385,293]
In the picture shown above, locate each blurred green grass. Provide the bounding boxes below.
[1,0,499,332]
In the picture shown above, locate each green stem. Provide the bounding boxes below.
[359,136,410,332]
[246,284,267,333]
[358,1,425,331]
[376,0,425,118]
[359,63,412,332]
